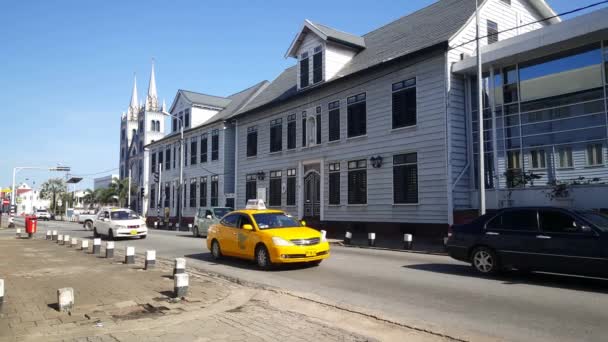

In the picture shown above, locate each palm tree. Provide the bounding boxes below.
[108,177,135,207]
[39,178,67,215]
[83,188,95,209]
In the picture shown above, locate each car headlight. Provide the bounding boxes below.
[272,237,294,246]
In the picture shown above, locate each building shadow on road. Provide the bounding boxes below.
[184,252,320,272]
[404,263,608,294]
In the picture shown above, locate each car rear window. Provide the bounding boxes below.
[486,210,538,231]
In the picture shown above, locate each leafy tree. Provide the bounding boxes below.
[39,178,67,215]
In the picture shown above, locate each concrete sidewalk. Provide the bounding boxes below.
[0,236,449,342]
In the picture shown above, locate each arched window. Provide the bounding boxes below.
[156,120,161,131]
[150,120,155,131]
[306,116,317,146]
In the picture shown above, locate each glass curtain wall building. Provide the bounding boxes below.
[470,41,608,204]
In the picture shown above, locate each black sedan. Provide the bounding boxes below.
[446,207,608,276]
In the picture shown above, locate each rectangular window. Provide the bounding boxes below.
[270,118,283,152]
[301,111,307,147]
[487,20,498,44]
[184,141,188,167]
[164,183,170,208]
[507,150,521,169]
[316,106,322,144]
[269,171,282,207]
[286,169,296,206]
[190,139,198,165]
[245,175,257,203]
[150,186,156,208]
[158,151,163,171]
[189,179,197,208]
[247,126,258,156]
[211,130,219,161]
[287,115,296,150]
[587,144,604,166]
[165,148,171,170]
[558,147,573,168]
[199,177,207,207]
[503,66,518,104]
[172,118,177,132]
[530,149,546,169]
[347,159,367,204]
[183,183,187,208]
[393,153,418,204]
[328,162,340,205]
[200,134,208,163]
[210,175,219,206]
[328,101,340,141]
[173,145,176,169]
[300,55,309,88]
[347,93,366,137]
[313,48,323,84]
[185,109,190,128]
[151,153,156,173]
[392,78,417,129]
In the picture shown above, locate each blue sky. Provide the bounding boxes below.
[0,0,605,191]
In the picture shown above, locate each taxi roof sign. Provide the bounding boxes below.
[245,199,267,210]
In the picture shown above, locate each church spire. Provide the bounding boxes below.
[146,59,159,111]
[127,73,139,119]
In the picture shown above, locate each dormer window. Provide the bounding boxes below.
[313,46,323,84]
[300,52,309,88]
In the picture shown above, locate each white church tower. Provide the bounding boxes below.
[119,61,166,215]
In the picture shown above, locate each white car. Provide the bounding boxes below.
[93,208,147,240]
[35,209,51,221]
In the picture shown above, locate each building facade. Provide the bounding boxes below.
[93,174,118,190]
[119,63,166,214]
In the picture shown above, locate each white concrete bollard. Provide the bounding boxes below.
[320,230,327,242]
[15,228,21,238]
[173,258,186,276]
[344,231,352,245]
[92,238,101,255]
[145,250,156,270]
[52,230,58,241]
[63,235,70,246]
[368,232,376,247]
[125,246,135,264]
[106,241,115,258]
[174,273,189,298]
[80,239,89,251]
[57,234,64,244]
[46,230,51,240]
[404,234,413,250]
[57,287,74,312]
[70,237,78,248]
[154,221,158,228]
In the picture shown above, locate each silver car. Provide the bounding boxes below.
[192,207,231,237]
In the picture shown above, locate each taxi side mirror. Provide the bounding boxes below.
[301,220,306,226]
[242,224,253,231]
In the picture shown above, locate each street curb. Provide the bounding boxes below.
[328,241,448,256]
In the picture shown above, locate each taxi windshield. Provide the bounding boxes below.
[253,213,301,229]
[213,208,231,218]
[111,210,139,221]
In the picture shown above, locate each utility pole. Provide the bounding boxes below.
[476,0,486,215]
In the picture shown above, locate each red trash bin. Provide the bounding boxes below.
[25,215,37,238]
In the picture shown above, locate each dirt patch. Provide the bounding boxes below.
[110,303,170,320]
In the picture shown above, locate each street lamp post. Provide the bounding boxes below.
[11,166,71,206]
[161,110,184,230]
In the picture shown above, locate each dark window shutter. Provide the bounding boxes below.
[269,178,282,206]
[151,153,156,173]
[165,149,170,170]
[200,137,208,163]
[270,125,282,152]
[211,135,219,160]
[287,122,296,149]
[392,87,417,128]
[286,177,296,205]
[200,180,207,207]
[302,118,307,147]
[329,109,340,141]
[348,170,367,204]
[316,115,321,144]
[347,102,366,137]
[247,132,257,157]
[313,52,323,83]
[246,180,256,202]
[300,58,309,88]
[210,179,218,206]
[329,173,340,204]
[190,141,197,165]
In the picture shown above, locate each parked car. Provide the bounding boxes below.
[93,208,147,240]
[192,207,232,237]
[446,207,608,277]
[35,209,51,221]
[206,200,330,269]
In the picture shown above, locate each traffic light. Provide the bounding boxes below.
[153,172,159,183]
[140,188,144,198]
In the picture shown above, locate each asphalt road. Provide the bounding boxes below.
[6,219,608,342]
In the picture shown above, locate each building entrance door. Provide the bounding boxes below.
[304,171,320,218]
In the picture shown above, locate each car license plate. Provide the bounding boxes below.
[130,230,137,235]
[305,250,316,257]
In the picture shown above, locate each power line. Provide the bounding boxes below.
[72,168,119,178]
[449,0,608,51]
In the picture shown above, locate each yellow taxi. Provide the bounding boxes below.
[206,200,330,268]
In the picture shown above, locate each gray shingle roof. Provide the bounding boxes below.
[238,0,477,115]
[308,21,366,49]
[179,90,232,108]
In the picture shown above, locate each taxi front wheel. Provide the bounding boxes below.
[211,240,222,260]
[255,245,272,270]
